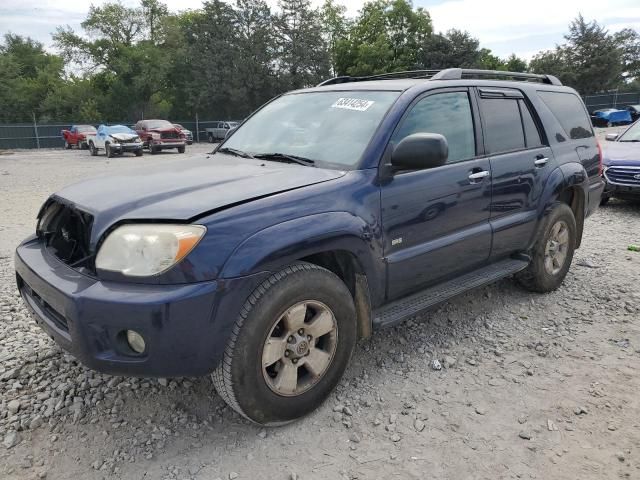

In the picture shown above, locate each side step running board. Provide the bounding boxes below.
[372,258,529,329]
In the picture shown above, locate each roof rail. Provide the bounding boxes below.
[317,70,442,86]
[317,68,562,87]
[431,68,562,86]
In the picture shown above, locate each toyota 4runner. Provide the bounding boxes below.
[15,69,604,425]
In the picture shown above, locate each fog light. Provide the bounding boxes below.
[126,330,146,354]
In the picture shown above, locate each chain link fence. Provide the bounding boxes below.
[583,91,640,113]
[0,119,230,150]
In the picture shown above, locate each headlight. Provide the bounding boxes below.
[95,224,206,277]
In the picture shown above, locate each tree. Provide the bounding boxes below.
[320,0,350,76]
[336,0,432,76]
[504,54,527,72]
[275,0,330,89]
[419,29,481,69]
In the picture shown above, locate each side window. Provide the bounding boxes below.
[537,91,593,140]
[393,91,476,164]
[518,100,543,148]
[481,98,525,154]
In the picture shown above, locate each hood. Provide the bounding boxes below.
[109,132,139,141]
[602,141,640,167]
[54,153,346,242]
[150,127,179,134]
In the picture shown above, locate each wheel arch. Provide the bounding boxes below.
[219,212,382,338]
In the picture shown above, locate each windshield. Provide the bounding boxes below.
[619,121,640,142]
[221,91,400,168]
[77,125,96,133]
[145,120,173,129]
[107,125,135,134]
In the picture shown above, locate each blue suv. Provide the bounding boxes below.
[15,69,604,425]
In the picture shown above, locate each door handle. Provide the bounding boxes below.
[534,157,548,167]
[468,170,490,182]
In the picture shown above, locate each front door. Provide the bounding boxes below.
[381,89,492,300]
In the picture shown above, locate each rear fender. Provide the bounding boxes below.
[529,163,588,250]
[220,212,384,301]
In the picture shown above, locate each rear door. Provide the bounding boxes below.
[381,88,492,300]
[477,88,556,259]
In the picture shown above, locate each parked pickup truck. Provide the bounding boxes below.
[61,125,97,149]
[15,68,604,426]
[206,121,239,142]
[86,125,143,157]
[134,119,186,154]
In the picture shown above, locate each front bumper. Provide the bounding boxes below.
[111,142,143,152]
[151,140,186,149]
[603,167,640,198]
[15,238,267,377]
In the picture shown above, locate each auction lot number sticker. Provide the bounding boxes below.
[331,98,375,112]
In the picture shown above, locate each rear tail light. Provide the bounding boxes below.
[597,141,603,176]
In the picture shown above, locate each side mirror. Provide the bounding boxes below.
[605,133,619,142]
[225,127,237,138]
[391,133,448,170]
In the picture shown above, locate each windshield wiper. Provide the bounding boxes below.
[619,139,640,142]
[217,147,254,158]
[253,152,315,167]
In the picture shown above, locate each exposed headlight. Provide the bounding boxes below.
[96,224,206,277]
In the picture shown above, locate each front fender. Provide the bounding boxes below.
[220,212,384,300]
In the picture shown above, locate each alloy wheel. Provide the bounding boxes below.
[261,300,338,397]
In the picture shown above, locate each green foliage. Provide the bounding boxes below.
[1,3,639,124]
[530,15,639,94]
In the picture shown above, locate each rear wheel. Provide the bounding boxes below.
[516,202,576,293]
[64,141,71,149]
[208,133,214,143]
[600,195,610,206]
[135,149,143,157]
[178,145,185,153]
[150,145,159,154]
[212,262,356,425]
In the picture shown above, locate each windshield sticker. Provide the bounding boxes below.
[331,98,375,112]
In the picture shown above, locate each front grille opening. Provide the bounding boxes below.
[37,200,95,272]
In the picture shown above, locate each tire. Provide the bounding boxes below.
[600,195,610,206]
[607,121,613,128]
[135,149,143,157]
[105,143,114,158]
[208,133,214,143]
[64,141,71,150]
[212,262,357,426]
[150,146,159,154]
[516,202,576,293]
[178,145,185,153]
[89,142,97,156]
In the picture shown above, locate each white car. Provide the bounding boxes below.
[86,125,144,158]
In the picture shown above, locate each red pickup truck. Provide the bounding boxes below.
[61,125,97,149]
[134,119,186,154]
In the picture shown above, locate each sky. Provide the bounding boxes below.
[1,0,639,60]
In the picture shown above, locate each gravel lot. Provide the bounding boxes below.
[1,132,639,480]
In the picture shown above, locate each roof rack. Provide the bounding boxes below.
[318,68,562,87]
[317,70,442,86]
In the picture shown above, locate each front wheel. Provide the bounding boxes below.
[105,143,114,158]
[135,149,143,157]
[64,141,71,150]
[516,202,576,293]
[212,263,356,426]
[178,145,185,153]
[89,142,97,156]
[600,195,610,206]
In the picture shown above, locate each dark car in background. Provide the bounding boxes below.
[15,68,603,426]
[135,119,186,154]
[590,108,632,127]
[626,105,640,122]
[601,120,640,204]
[174,123,193,145]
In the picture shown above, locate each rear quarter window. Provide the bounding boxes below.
[537,91,593,141]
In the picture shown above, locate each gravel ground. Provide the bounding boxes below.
[1,131,639,480]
